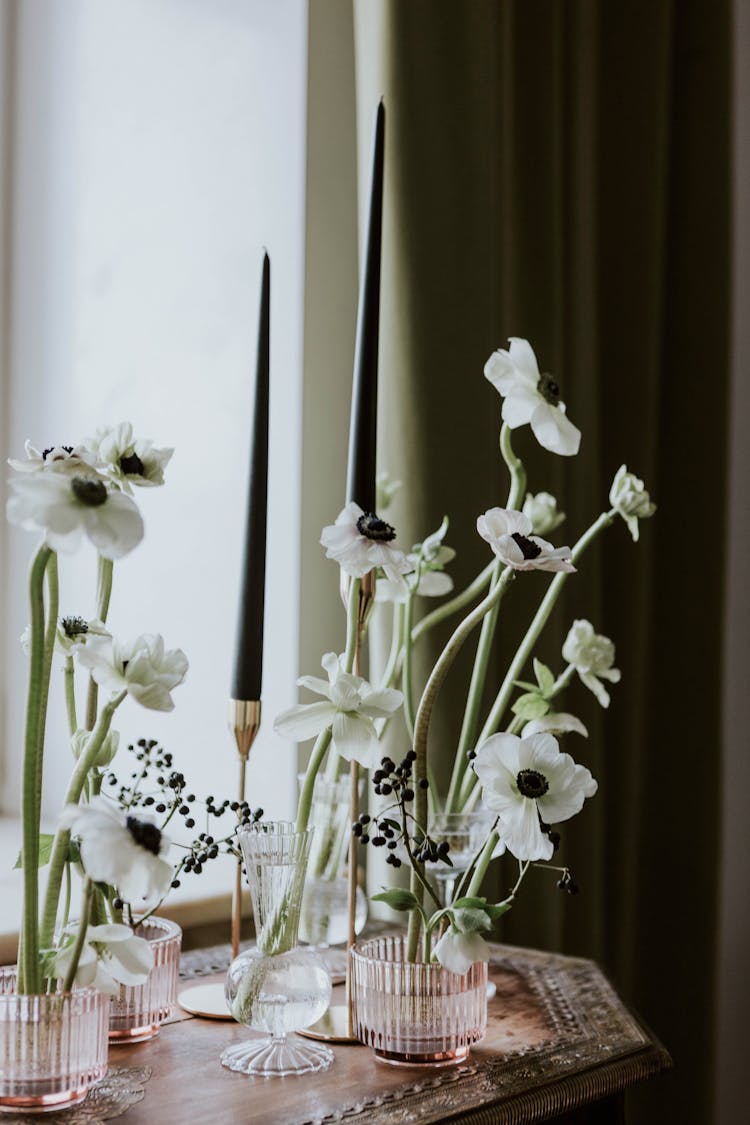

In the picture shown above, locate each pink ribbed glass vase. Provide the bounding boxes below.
[108,917,181,1043]
[350,935,488,1066]
[0,968,109,1112]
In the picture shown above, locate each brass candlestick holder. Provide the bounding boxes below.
[177,699,261,1020]
[300,571,375,1044]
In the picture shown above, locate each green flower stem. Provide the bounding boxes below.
[499,424,527,511]
[401,584,418,741]
[411,561,494,647]
[405,567,516,961]
[457,509,616,809]
[35,554,59,837]
[62,878,93,994]
[444,559,503,812]
[85,556,113,731]
[19,544,53,995]
[296,728,333,834]
[62,862,72,933]
[379,602,404,691]
[64,657,77,736]
[323,576,362,782]
[40,693,125,949]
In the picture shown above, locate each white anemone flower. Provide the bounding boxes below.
[609,465,656,542]
[522,492,565,537]
[474,731,597,862]
[562,620,621,708]
[53,923,154,995]
[484,338,581,456]
[6,471,144,559]
[320,502,413,583]
[274,652,403,768]
[477,508,575,573]
[8,440,100,475]
[433,927,491,975]
[71,727,120,769]
[88,422,173,495]
[20,616,110,658]
[77,634,188,712]
[61,797,173,903]
[522,713,589,739]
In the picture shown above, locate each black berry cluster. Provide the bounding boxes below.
[556,869,580,895]
[355,752,452,872]
[105,738,263,893]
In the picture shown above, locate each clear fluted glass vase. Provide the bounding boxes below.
[298,776,367,977]
[0,968,109,1112]
[350,935,488,1066]
[222,822,333,1077]
[426,810,496,906]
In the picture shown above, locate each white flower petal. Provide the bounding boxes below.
[273,700,337,741]
[529,402,581,457]
[331,711,376,767]
[433,929,490,975]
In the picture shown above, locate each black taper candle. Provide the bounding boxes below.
[345,100,384,513]
[231,251,270,701]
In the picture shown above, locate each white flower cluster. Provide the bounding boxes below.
[6,423,172,559]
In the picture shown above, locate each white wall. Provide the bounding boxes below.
[1,0,308,852]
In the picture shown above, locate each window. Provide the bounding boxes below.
[0,0,310,916]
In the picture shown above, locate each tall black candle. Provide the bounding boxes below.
[346,100,384,514]
[231,252,269,701]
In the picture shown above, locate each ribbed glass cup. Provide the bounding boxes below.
[108,917,181,1043]
[0,968,109,1112]
[350,935,488,1066]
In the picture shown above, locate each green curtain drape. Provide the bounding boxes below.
[353,2,730,1122]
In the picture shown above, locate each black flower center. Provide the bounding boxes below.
[61,616,88,639]
[538,372,560,406]
[120,452,145,477]
[42,445,74,459]
[356,511,396,542]
[516,769,549,799]
[71,477,108,507]
[511,532,542,559]
[126,815,162,856]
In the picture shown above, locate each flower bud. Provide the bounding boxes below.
[522,492,565,537]
[71,727,120,768]
[609,465,656,542]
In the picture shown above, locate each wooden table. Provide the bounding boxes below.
[96,942,670,1125]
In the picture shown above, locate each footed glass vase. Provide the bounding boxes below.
[222,822,333,1077]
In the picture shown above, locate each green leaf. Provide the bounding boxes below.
[511,692,550,721]
[485,901,513,921]
[371,888,420,913]
[452,906,492,934]
[14,834,55,870]
[533,659,555,697]
[512,680,539,693]
[452,896,489,910]
[14,836,80,870]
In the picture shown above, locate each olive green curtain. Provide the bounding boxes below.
[353,2,730,1122]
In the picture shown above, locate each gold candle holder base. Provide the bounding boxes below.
[298,1004,358,1044]
[177,982,232,1021]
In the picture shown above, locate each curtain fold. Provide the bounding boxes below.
[353,2,730,1122]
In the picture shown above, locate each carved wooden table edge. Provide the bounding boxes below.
[167,940,670,1125]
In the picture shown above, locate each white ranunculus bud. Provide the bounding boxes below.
[562,620,621,708]
[522,492,565,537]
[71,727,120,768]
[609,465,656,542]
